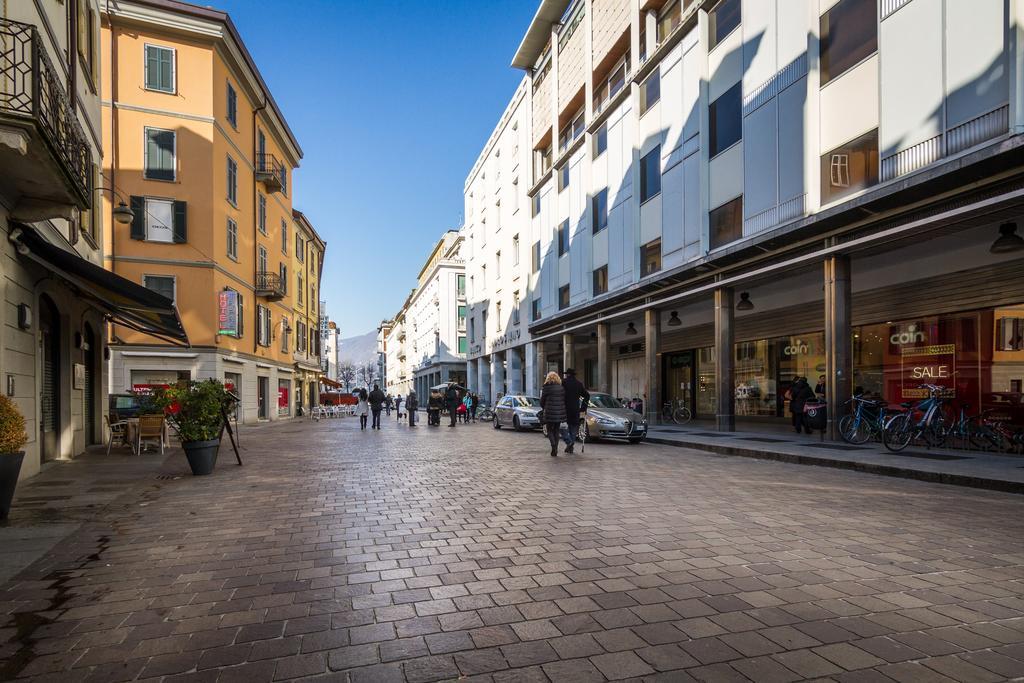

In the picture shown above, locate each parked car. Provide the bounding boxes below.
[493,394,542,431]
[584,392,647,444]
[109,393,145,420]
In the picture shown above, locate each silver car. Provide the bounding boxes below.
[584,393,647,443]
[493,394,542,431]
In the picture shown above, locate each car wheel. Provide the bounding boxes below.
[513,416,522,431]
[493,415,501,429]
[628,436,644,444]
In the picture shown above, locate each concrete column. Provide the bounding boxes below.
[597,322,611,394]
[525,343,537,396]
[534,341,546,393]
[825,255,852,440]
[466,359,477,395]
[644,309,660,424]
[507,347,523,394]
[490,352,505,404]
[562,333,575,373]
[714,287,735,431]
[477,356,491,404]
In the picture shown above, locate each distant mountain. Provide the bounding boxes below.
[338,330,378,367]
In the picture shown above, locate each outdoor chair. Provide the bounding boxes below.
[105,414,130,455]
[136,415,165,455]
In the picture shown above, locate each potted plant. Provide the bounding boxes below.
[155,380,228,476]
[0,395,28,519]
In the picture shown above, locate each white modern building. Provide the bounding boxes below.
[464,0,1024,437]
[385,300,413,397]
[376,320,392,392]
[321,320,340,382]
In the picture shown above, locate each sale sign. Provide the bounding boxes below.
[900,344,956,399]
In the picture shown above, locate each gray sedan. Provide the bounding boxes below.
[584,393,647,443]
[493,394,543,431]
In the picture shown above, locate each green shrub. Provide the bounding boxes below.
[0,395,28,454]
[154,380,229,443]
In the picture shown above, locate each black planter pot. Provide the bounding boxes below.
[0,451,25,520]
[182,439,220,476]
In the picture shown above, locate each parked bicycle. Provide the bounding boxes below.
[882,384,951,452]
[477,403,495,422]
[838,395,888,444]
[661,399,692,425]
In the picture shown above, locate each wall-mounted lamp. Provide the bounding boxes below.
[736,292,754,311]
[626,322,638,336]
[112,202,134,224]
[667,311,682,327]
[17,303,31,330]
[990,222,1024,254]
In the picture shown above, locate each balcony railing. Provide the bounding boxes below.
[254,271,285,300]
[255,152,286,193]
[0,18,92,207]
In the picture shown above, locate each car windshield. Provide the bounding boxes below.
[589,393,623,409]
[515,396,541,407]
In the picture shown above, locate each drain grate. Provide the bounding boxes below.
[155,474,181,481]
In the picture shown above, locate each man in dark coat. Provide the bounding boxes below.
[788,376,815,434]
[561,369,590,454]
[406,390,418,426]
[368,384,386,429]
[444,383,461,427]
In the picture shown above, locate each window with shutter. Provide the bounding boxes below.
[130,196,145,240]
[226,82,237,127]
[226,157,238,205]
[144,45,175,93]
[144,128,175,181]
[172,201,187,243]
[143,275,176,302]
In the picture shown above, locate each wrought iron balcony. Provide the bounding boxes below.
[0,18,93,210]
[254,271,286,300]
[255,152,286,193]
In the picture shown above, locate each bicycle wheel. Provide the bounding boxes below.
[923,417,948,448]
[672,406,692,425]
[839,414,870,444]
[883,413,914,452]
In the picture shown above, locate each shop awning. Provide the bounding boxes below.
[320,377,344,389]
[12,224,189,346]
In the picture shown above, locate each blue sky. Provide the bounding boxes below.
[214,0,536,337]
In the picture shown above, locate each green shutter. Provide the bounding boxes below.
[145,47,159,89]
[172,201,187,243]
[130,196,145,240]
[159,49,173,91]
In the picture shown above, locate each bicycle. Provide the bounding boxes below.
[477,403,495,422]
[882,384,950,452]
[838,395,887,444]
[661,399,692,425]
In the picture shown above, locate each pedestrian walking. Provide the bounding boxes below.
[428,390,443,426]
[356,388,369,430]
[786,375,815,435]
[445,383,461,427]
[461,393,472,423]
[369,384,385,429]
[385,394,393,416]
[539,371,568,457]
[395,394,403,420]
[469,393,478,422]
[561,368,590,454]
[407,390,418,426]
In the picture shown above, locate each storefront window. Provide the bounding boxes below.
[696,347,716,417]
[278,379,291,416]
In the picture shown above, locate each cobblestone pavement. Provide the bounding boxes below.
[2,417,1024,682]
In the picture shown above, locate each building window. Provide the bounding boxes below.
[144,44,175,93]
[592,188,608,234]
[226,156,238,205]
[281,317,290,353]
[557,220,569,257]
[535,144,553,181]
[258,245,268,273]
[133,197,186,244]
[559,285,570,310]
[512,291,520,325]
[820,0,877,86]
[457,273,466,297]
[279,263,288,294]
[532,193,541,217]
[592,265,608,296]
[821,129,879,203]
[709,196,743,249]
[458,305,467,329]
[558,164,570,191]
[296,235,304,262]
[708,0,741,51]
[144,128,175,181]
[593,124,608,158]
[657,0,685,43]
[640,145,662,202]
[496,301,502,328]
[226,218,238,260]
[458,336,468,354]
[512,177,519,213]
[532,241,541,272]
[512,234,520,266]
[558,108,585,153]
[142,275,175,302]
[710,81,742,157]
[594,51,630,114]
[470,316,476,342]
[257,305,271,346]
[258,194,267,234]
[226,81,237,127]
[640,69,661,114]
[297,273,304,305]
[532,297,542,321]
[493,251,500,280]
[641,239,662,276]
[281,220,288,254]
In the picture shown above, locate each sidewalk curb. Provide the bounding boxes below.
[645,436,1024,495]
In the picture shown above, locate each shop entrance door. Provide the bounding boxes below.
[257,376,269,420]
[39,296,60,461]
[663,351,695,417]
[83,324,97,445]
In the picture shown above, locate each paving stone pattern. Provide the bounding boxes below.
[2,418,1024,681]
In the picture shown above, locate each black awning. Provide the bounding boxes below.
[13,225,189,346]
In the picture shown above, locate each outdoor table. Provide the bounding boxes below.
[124,416,171,454]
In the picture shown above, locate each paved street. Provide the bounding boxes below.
[3,418,1024,682]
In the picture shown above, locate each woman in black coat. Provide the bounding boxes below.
[788,376,815,434]
[539,371,568,457]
